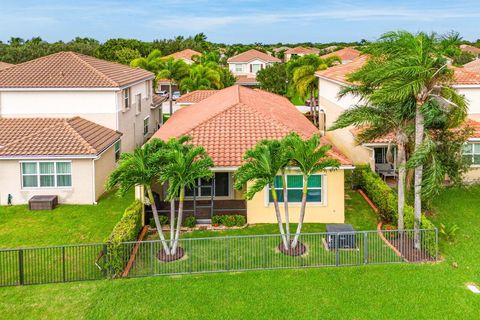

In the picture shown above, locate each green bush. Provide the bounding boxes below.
[182,216,196,228]
[149,215,169,228]
[212,215,223,225]
[234,215,246,226]
[222,215,237,227]
[105,200,143,277]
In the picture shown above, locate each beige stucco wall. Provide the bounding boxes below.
[246,169,345,224]
[94,145,117,201]
[0,158,95,205]
[463,167,480,183]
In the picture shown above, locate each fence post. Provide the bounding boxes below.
[18,249,24,286]
[62,246,66,282]
[363,232,368,265]
[335,233,340,267]
[225,237,229,271]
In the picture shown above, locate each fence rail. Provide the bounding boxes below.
[0,228,437,287]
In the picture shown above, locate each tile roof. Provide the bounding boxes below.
[321,47,361,61]
[235,75,259,85]
[176,90,217,104]
[315,55,368,84]
[227,49,281,63]
[0,117,121,157]
[152,94,168,106]
[285,47,319,55]
[164,49,202,62]
[0,51,154,88]
[463,59,480,73]
[0,61,14,71]
[460,44,480,55]
[466,118,480,139]
[452,66,480,85]
[152,85,351,166]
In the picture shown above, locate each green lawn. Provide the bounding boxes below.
[1,187,479,319]
[0,190,133,248]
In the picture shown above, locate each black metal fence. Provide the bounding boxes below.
[0,229,437,287]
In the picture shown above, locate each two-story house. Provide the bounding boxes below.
[227,49,281,86]
[0,51,157,152]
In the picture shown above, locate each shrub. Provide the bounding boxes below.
[182,216,196,228]
[105,200,143,277]
[149,215,169,228]
[234,215,246,226]
[439,223,459,243]
[222,215,237,227]
[211,215,223,225]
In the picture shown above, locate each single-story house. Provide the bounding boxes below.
[150,85,353,224]
[0,117,121,205]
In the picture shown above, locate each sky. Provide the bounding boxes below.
[0,0,479,44]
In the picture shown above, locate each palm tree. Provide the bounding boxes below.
[157,57,190,115]
[329,100,416,230]
[159,137,213,254]
[234,139,290,250]
[179,64,222,92]
[130,49,163,87]
[284,133,340,247]
[106,140,170,254]
[348,31,466,248]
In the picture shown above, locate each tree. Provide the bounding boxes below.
[130,49,163,87]
[106,140,170,254]
[179,64,222,92]
[115,47,141,65]
[158,137,213,254]
[157,57,190,115]
[348,31,467,248]
[257,63,288,95]
[284,133,340,247]
[234,139,291,250]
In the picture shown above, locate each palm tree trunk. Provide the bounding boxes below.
[171,187,185,255]
[281,171,290,242]
[146,187,170,254]
[396,138,406,231]
[169,82,173,115]
[170,199,175,241]
[270,187,289,250]
[292,175,308,248]
[414,105,424,249]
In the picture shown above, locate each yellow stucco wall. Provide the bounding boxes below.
[246,169,345,224]
[94,145,117,201]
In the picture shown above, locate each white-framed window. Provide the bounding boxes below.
[136,93,142,114]
[251,63,262,74]
[235,64,243,72]
[123,88,130,111]
[143,116,149,136]
[269,174,322,203]
[21,161,72,188]
[185,172,230,197]
[145,80,151,99]
[114,141,121,162]
[463,143,480,165]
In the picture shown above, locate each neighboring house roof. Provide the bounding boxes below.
[0,61,14,71]
[315,55,368,84]
[151,94,167,107]
[272,46,290,53]
[0,51,154,89]
[176,90,217,104]
[164,49,202,62]
[0,117,121,157]
[235,75,259,85]
[284,47,319,55]
[466,118,480,139]
[321,47,361,61]
[460,44,480,55]
[452,66,480,85]
[227,49,281,63]
[152,85,351,166]
[463,59,480,73]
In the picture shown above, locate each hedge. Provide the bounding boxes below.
[104,200,143,277]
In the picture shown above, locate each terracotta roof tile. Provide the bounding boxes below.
[176,90,217,104]
[164,49,202,62]
[227,49,281,63]
[285,47,319,55]
[0,51,154,88]
[0,117,121,157]
[315,55,368,84]
[321,47,361,61]
[460,44,480,55]
[452,66,480,85]
[464,59,480,73]
[235,75,259,85]
[152,85,351,166]
[466,118,480,139]
[0,62,14,71]
[152,94,168,106]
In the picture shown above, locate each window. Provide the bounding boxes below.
[114,141,121,162]
[251,63,262,74]
[21,161,72,188]
[136,93,142,114]
[235,64,243,72]
[145,80,151,99]
[185,172,230,197]
[374,147,387,164]
[269,174,322,203]
[463,143,480,165]
[123,88,130,110]
[143,117,149,135]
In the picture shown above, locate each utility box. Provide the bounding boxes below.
[326,224,356,249]
[28,195,58,210]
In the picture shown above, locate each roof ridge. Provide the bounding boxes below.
[64,117,98,153]
[70,52,119,87]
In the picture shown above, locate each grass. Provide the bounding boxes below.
[1,187,479,319]
[0,190,134,248]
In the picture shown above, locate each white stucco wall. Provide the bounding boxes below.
[229,59,274,76]
[455,86,480,118]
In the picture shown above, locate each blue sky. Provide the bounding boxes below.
[1,0,479,43]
